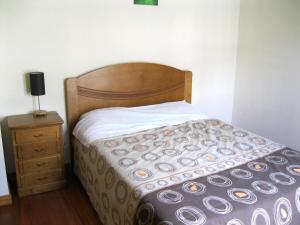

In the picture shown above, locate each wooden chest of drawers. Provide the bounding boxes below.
[8,112,66,197]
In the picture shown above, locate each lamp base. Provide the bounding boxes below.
[33,110,47,118]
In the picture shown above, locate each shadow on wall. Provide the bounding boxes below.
[24,73,31,94]
[0,118,15,173]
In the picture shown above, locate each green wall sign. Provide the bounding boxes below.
[134,0,158,6]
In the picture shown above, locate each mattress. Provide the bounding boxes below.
[73,119,300,225]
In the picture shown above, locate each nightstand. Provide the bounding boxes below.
[7,111,66,197]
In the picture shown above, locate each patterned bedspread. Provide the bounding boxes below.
[73,119,300,225]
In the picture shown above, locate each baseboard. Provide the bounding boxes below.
[0,194,12,206]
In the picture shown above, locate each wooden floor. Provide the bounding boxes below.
[0,176,102,225]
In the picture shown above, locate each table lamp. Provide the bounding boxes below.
[29,72,47,117]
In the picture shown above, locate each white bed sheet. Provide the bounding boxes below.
[73,101,207,146]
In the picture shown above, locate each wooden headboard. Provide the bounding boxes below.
[65,62,192,134]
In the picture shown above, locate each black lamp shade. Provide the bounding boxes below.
[29,72,45,96]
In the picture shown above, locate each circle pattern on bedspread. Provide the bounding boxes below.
[205,167,217,173]
[174,137,188,144]
[217,148,236,156]
[217,135,235,142]
[183,172,194,178]
[249,137,267,145]
[227,219,245,225]
[88,147,97,164]
[251,208,270,225]
[207,175,232,187]
[155,163,177,173]
[225,160,236,167]
[130,168,153,181]
[220,124,234,130]
[182,181,206,195]
[248,162,269,172]
[118,158,138,167]
[178,126,191,133]
[205,119,221,126]
[170,176,182,183]
[104,167,116,189]
[111,149,129,156]
[230,169,253,179]
[104,140,120,148]
[184,144,202,151]
[132,189,142,200]
[86,167,94,184]
[234,142,253,151]
[200,153,218,162]
[136,203,155,225]
[282,149,300,158]
[232,130,248,137]
[97,155,106,175]
[162,130,176,137]
[227,188,257,204]
[201,139,217,147]
[177,157,198,167]
[142,152,160,161]
[123,136,139,144]
[133,144,149,152]
[265,156,288,165]
[269,172,296,185]
[205,128,221,135]
[162,148,181,157]
[157,180,169,186]
[273,197,292,225]
[154,141,170,148]
[203,196,233,214]
[143,133,158,140]
[189,133,202,139]
[192,122,206,130]
[175,206,207,225]
[224,160,237,167]
[115,180,128,204]
[251,180,278,195]
[157,190,184,204]
[145,184,155,190]
[295,187,300,213]
[286,165,300,176]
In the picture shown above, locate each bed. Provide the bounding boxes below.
[65,63,300,225]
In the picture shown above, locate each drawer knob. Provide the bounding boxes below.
[37,176,48,181]
[34,148,45,153]
[33,134,44,138]
[36,162,46,167]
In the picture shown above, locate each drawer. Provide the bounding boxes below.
[20,170,63,187]
[19,155,61,174]
[15,126,59,144]
[17,141,59,160]
[18,180,66,197]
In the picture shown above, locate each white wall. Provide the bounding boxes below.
[233,0,300,151]
[0,129,9,196]
[0,0,240,172]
